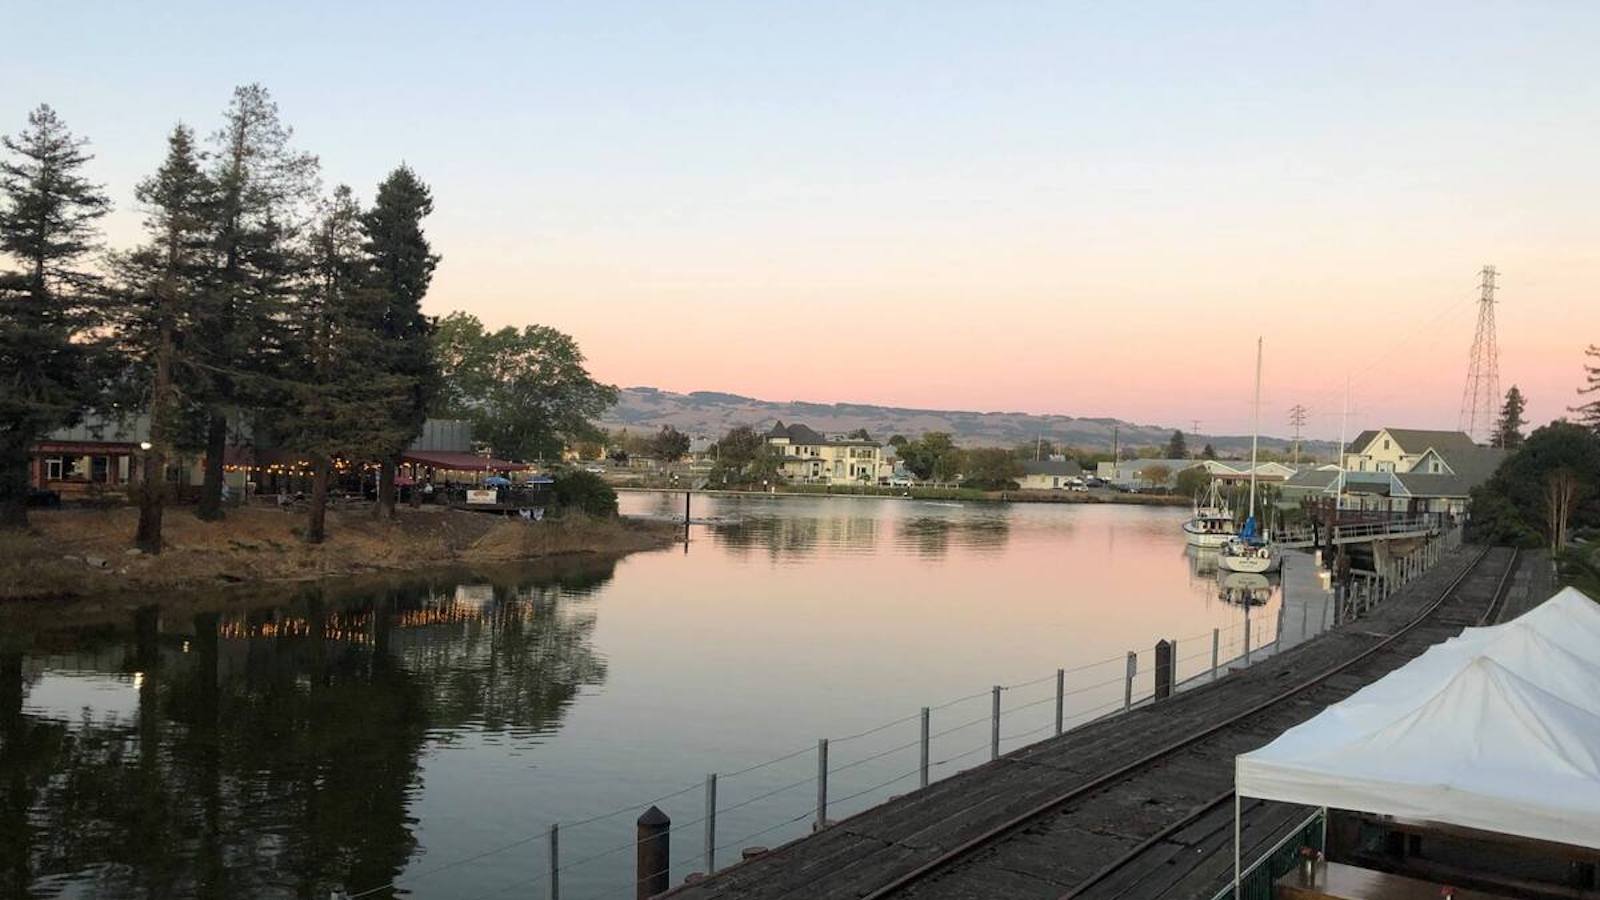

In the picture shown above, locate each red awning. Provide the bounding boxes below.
[401,451,529,472]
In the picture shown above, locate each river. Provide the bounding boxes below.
[0,492,1308,899]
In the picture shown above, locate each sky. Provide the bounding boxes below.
[8,2,1599,439]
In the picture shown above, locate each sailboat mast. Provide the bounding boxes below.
[1248,337,1261,518]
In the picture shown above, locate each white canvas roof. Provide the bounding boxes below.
[1235,587,1600,850]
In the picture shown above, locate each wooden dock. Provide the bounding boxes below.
[664,546,1533,900]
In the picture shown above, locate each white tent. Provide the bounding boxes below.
[1231,587,1600,889]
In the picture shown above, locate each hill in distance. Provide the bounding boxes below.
[600,387,1334,459]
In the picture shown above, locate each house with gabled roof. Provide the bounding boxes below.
[1281,427,1507,515]
[765,421,887,485]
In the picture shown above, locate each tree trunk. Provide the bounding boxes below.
[136,323,176,554]
[306,455,330,544]
[196,412,227,521]
[0,440,30,530]
[375,455,397,520]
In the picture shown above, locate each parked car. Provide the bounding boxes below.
[584,465,605,475]
[1067,483,1089,493]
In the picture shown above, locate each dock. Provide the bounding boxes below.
[663,545,1543,900]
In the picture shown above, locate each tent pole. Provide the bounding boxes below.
[1234,784,1242,897]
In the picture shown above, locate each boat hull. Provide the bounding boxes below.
[1218,547,1281,574]
[1182,522,1235,549]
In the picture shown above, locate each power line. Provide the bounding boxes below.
[1287,404,1308,465]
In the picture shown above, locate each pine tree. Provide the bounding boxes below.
[361,165,439,519]
[194,85,318,520]
[1165,429,1188,459]
[1490,385,1527,450]
[1576,346,1600,434]
[115,125,215,551]
[0,105,110,528]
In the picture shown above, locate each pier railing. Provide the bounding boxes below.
[338,535,1456,900]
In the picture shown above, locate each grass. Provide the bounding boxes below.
[0,504,679,602]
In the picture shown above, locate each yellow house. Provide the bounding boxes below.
[1343,428,1479,474]
[765,422,886,485]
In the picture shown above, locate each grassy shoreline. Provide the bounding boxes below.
[0,505,681,604]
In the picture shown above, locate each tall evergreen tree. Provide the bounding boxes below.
[114,125,215,552]
[1490,385,1527,450]
[361,165,439,520]
[1165,429,1188,459]
[194,85,318,520]
[0,105,110,528]
[289,186,408,542]
[1576,346,1600,434]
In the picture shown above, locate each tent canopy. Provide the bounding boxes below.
[1236,587,1600,850]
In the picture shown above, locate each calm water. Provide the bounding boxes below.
[1,493,1302,899]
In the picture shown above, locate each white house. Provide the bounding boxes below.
[1016,458,1083,489]
[765,422,888,485]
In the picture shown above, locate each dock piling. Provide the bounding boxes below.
[1124,652,1136,711]
[704,773,717,876]
[550,823,559,900]
[636,806,670,900]
[1154,640,1174,701]
[1053,669,1064,736]
[1243,614,1252,665]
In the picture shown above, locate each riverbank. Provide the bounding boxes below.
[624,483,1190,506]
[0,505,681,603]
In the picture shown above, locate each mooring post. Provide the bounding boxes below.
[1124,651,1137,710]
[636,806,670,900]
[1243,614,1252,665]
[704,773,717,875]
[1154,640,1174,701]
[549,823,560,900]
[1054,669,1064,736]
[1211,628,1220,680]
[990,685,1002,760]
[815,739,829,831]
[919,707,930,788]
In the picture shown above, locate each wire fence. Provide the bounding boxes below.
[339,547,1448,900]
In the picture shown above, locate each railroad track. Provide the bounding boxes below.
[864,545,1521,900]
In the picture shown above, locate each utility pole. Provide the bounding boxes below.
[1287,404,1308,465]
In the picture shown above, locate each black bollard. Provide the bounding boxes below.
[636,805,670,899]
[1154,639,1174,701]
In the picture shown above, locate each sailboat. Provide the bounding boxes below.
[1182,479,1236,548]
[1219,338,1281,574]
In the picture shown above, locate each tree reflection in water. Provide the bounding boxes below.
[0,554,618,899]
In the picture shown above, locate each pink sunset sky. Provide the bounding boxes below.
[10,3,1598,439]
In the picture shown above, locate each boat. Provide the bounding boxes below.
[1218,571,1273,606]
[1182,480,1236,548]
[1220,338,1282,574]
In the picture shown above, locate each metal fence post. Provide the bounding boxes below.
[549,823,559,900]
[919,707,930,788]
[815,739,829,830]
[1124,651,1136,711]
[1243,614,1252,665]
[704,773,717,875]
[990,686,1002,761]
[1054,669,1064,736]
[1211,628,1220,680]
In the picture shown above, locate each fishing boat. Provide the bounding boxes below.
[1220,338,1281,574]
[1182,480,1236,548]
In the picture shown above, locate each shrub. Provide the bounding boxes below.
[552,470,618,518]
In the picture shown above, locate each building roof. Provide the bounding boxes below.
[766,421,828,445]
[1284,469,1340,490]
[1353,427,1479,458]
[1020,459,1082,477]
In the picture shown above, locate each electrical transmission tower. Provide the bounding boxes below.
[1288,404,1308,465]
[1457,265,1501,444]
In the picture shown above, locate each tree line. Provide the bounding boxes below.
[0,86,613,550]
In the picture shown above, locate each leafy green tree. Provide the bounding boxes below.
[1013,438,1058,462]
[845,427,872,441]
[194,84,318,520]
[960,447,1022,490]
[1491,385,1527,450]
[1575,346,1600,433]
[114,125,214,551]
[1175,466,1210,498]
[648,425,690,462]
[1470,421,1600,547]
[433,312,617,460]
[899,432,961,482]
[887,434,908,448]
[0,105,110,528]
[1139,463,1173,490]
[1165,430,1188,458]
[706,425,767,484]
[362,165,439,519]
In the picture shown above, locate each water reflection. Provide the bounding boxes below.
[1218,572,1275,607]
[0,557,619,899]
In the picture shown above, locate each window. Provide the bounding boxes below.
[1383,439,1391,450]
[46,458,62,480]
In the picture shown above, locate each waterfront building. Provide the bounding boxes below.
[764,421,887,485]
[1016,458,1083,489]
[1279,426,1505,515]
